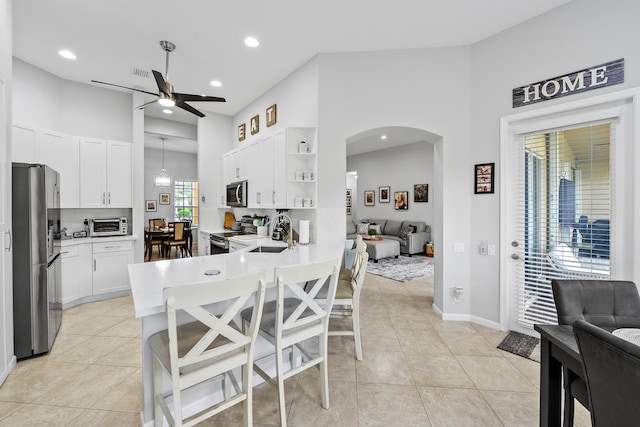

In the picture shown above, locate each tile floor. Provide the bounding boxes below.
[0,270,591,426]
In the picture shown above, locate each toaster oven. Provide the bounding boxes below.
[90,217,128,237]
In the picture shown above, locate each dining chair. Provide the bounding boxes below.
[240,259,340,427]
[551,279,640,427]
[163,221,188,258]
[147,219,166,260]
[573,320,640,427]
[331,237,368,360]
[148,271,266,427]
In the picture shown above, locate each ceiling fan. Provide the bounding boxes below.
[91,40,226,117]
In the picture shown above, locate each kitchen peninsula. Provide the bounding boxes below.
[128,241,344,424]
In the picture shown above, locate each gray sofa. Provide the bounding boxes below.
[347,218,431,256]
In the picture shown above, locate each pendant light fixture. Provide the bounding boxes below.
[154,137,171,187]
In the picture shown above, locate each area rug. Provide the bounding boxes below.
[367,255,434,282]
[497,331,541,362]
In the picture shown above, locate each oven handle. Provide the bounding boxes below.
[209,238,228,249]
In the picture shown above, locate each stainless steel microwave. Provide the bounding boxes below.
[90,217,128,237]
[226,181,247,207]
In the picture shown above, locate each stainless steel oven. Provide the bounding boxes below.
[209,233,230,254]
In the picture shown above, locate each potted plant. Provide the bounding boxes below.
[177,208,192,221]
[368,228,378,237]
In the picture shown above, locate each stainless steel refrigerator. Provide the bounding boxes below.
[12,163,62,360]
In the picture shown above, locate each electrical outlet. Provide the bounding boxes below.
[488,245,496,256]
[455,242,465,253]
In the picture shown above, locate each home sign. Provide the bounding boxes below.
[512,58,624,108]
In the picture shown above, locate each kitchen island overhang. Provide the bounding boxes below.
[128,242,344,425]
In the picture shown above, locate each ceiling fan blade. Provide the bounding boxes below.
[135,99,159,110]
[152,70,170,97]
[174,93,226,103]
[176,101,205,117]
[91,80,158,96]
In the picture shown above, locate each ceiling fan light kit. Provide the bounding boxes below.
[91,40,225,117]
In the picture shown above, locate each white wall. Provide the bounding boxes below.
[0,0,14,386]
[317,48,473,316]
[347,141,434,226]
[468,0,640,324]
[144,148,197,224]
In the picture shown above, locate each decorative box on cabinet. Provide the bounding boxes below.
[92,240,134,295]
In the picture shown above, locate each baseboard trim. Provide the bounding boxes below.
[0,355,17,386]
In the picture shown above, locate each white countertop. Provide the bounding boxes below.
[57,234,139,246]
[128,242,344,318]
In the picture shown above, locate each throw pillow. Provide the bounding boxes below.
[356,222,370,235]
[398,224,415,240]
[369,224,382,235]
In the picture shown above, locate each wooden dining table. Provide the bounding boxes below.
[144,225,193,261]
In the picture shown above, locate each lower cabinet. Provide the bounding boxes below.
[92,241,134,295]
[228,240,249,253]
[60,239,134,308]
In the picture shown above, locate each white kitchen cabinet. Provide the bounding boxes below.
[246,140,262,207]
[224,146,248,184]
[216,156,226,207]
[228,240,249,253]
[39,130,80,208]
[199,231,211,256]
[79,138,132,208]
[11,123,37,164]
[60,243,92,307]
[92,240,134,295]
[271,130,287,209]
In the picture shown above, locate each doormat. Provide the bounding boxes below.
[366,255,434,282]
[497,331,540,362]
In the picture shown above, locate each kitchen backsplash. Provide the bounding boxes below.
[60,208,132,234]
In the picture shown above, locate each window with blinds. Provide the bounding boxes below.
[516,122,613,328]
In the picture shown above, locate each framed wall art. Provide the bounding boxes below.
[379,186,390,203]
[414,184,428,202]
[364,190,375,206]
[250,115,260,135]
[146,200,157,212]
[394,191,408,210]
[238,123,246,141]
[266,104,277,127]
[475,163,495,194]
[159,193,170,205]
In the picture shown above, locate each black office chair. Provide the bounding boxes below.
[551,279,640,427]
[573,320,640,427]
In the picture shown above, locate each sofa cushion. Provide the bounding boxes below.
[398,223,415,240]
[369,224,382,235]
[385,220,402,236]
[403,221,427,233]
[356,222,370,235]
[367,220,387,233]
[346,220,356,235]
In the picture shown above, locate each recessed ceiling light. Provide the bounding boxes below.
[244,37,260,48]
[210,80,222,87]
[58,50,77,60]
[380,135,387,140]
[162,109,173,114]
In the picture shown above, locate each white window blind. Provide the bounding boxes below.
[515,122,614,328]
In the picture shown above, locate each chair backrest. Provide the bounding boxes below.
[274,259,339,342]
[573,320,640,427]
[552,280,640,328]
[168,221,185,241]
[350,250,369,299]
[164,271,266,383]
[150,218,165,228]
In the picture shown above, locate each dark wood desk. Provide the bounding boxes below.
[534,324,583,427]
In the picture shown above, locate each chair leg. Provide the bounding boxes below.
[319,334,330,409]
[152,355,164,427]
[353,304,363,361]
[563,367,575,427]
[276,344,287,427]
[243,357,253,427]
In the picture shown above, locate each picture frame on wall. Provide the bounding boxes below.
[364,190,375,206]
[475,162,495,194]
[146,200,157,212]
[346,206,352,215]
[379,186,390,203]
[159,193,170,205]
[414,184,428,202]
[394,191,409,210]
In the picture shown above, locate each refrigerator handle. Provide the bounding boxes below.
[4,230,11,252]
[94,259,96,271]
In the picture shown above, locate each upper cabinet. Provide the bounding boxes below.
[79,138,132,208]
[12,124,80,208]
